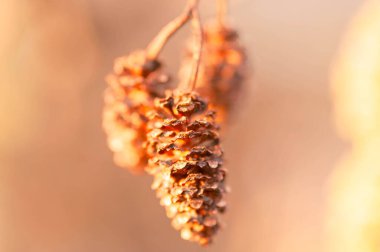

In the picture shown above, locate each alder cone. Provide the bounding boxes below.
[145,91,227,245]
[179,23,246,123]
[103,50,169,173]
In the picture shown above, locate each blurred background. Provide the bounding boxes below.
[1,0,378,251]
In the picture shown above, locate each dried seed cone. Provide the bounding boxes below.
[103,50,169,173]
[145,91,227,246]
[179,23,246,123]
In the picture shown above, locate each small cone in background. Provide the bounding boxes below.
[103,50,170,173]
[178,22,246,124]
[328,0,380,251]
[145,91,227,245]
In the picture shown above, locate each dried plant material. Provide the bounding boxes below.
[179,23,246,123]
[102,0,201,174]
[103,50,169,173]
[145,91,227,245]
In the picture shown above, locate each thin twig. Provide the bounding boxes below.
[146,0,198,60]
[217,0,227,26]
[186,4,203,91]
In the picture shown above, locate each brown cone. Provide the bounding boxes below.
[145,91,227,245]
[102,50,170,174]
[179,23,246,124]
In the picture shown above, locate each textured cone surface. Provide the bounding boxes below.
[179,23,246,124]
[103,50,170,173]
[145,91,227,245]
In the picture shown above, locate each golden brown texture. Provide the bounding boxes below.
[103,50,170,173]
[179,23,246,124]
[145,91,227,245]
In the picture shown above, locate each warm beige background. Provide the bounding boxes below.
[0,0,362,251]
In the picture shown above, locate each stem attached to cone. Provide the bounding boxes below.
[146,0,199,60]
[217,0,227,26]
[187,6,203,91]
